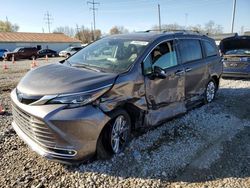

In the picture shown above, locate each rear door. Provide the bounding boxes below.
[143,40,186,126]
[24,48,32,58]
[177,39,208,102]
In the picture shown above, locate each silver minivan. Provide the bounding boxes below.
[11,32,222,163]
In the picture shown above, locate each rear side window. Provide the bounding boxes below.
[203,40,217,57]
[179,39,202,63]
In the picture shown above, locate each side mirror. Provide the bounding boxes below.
[153,66,166,79]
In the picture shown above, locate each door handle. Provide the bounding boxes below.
[175,70,185,76]
[185,68,192,72]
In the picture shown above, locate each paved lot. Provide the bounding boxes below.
[0,58,249,188]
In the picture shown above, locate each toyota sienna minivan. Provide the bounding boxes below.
[11,31,222,163]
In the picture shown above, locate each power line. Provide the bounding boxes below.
[87,0,100,40]
[44,11,53,33]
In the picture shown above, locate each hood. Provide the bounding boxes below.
[5,52,16,56]
[17,63,117,96]
[220,35,250,54]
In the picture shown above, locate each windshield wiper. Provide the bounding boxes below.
[65,60,72,65]
[71,63,101,72]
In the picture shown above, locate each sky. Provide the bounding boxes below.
[0,0,249,34]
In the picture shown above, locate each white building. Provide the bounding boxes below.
[0,32,81,52]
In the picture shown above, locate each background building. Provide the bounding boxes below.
[0,32,81,52]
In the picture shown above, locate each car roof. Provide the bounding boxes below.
[106,31,212,42]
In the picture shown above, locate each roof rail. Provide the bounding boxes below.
[145,29,200,34]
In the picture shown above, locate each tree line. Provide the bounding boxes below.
[0,19,224,44]
[0,20,19,32]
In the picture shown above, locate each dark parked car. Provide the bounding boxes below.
[220,35,250,78]
[59,46,83,58]
[5,47,38,61]
[37,49,58,58]
[0,49,8,60]
[11,31,222,163]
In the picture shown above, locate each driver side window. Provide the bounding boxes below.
[143,40,178,75]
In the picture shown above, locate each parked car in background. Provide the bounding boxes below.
[0,49,8,60]
[37,49,58,58]
[59,46,83,58]
[11,31,222,163]
[220,35,250,78]
[4,47,38,61]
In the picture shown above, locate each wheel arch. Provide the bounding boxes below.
[95,106,133,158]
[211,74,220,90]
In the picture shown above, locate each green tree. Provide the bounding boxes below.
[0,20,19,32]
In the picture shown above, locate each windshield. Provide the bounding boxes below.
[63,47,72,52]
[13,48,21,52]
[67,38,149,73]
[225,49,250,55]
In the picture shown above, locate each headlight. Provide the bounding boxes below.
[47,94,95,108]
[46,84,112,108]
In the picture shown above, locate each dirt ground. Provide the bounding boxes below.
[0,58,249,188]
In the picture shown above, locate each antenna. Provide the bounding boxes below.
[44,11,53,33]
[87,0,100,40]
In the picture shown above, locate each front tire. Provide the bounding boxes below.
[204,79,217,103]
[97,109,131,159]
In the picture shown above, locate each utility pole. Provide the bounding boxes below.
[231,0,236,33]
[158,4,161,31]
[44,11,53,33]
[76,24,81,40]
[87,0,100,40]
[76,24,80,33]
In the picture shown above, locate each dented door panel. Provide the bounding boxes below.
[144,66,186,126]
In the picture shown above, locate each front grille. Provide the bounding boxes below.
[12,104,56,148]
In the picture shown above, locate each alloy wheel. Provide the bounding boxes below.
[206,81,216,103]
[110,115,129,153]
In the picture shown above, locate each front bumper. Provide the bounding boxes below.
[11,89,110,163]
[59,52,66,57]
[222,68,250,78]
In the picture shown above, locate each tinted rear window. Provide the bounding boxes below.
[203,41,217,57]
[179,39,202,63]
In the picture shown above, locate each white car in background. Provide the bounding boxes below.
[59,46,83,58]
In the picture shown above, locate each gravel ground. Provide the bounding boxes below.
[0,58,249,188]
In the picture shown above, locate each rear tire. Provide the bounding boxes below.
[97,109,131,159]
[204,79,217,103]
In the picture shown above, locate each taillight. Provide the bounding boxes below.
[240,57,250,62]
